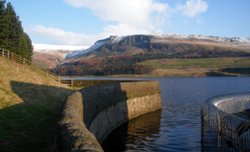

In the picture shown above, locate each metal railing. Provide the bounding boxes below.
[0,49,59,81]
[201,93,250,152]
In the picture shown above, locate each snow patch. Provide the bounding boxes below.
[33,43,89,52]
[65,40,106,58]
[65,35,127,59]
[109,35,126,44]
[154,33,250,44]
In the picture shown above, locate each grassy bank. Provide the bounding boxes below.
[0,58,72,152]
[138,57,250,69]
[137,57,250,77]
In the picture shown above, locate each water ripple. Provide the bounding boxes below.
[102,77,250,152]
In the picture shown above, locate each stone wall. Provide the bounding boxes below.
[58,91,103,152]
[59,81,162,152]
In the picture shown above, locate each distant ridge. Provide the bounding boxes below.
[32,43,89,69]
[54,34,250,76]
[65,34,250,59]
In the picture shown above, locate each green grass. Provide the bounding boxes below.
[0,58,72,152]
[138,57,250,69]
[0,104,56,152]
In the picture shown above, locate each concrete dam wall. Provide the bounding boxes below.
[201,93,250,152]
[59,81,162,152]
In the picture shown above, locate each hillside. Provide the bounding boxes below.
[0,58,72,152]
[138,57,250,77]
[32,43,88,69]
[56,34,250,76]
[32,51,65,69]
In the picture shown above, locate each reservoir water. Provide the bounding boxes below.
[99,77,250,152]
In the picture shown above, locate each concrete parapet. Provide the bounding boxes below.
[59,81,162,152]
[201,93,250,152]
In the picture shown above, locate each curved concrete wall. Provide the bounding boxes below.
[58,91,103,152]
[210,93,250,137]
[59,81,162,152]
[89,94,162,142]
[201,93,250,152]
[212,93,250,114]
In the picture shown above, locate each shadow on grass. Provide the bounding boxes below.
[0,81,72,152]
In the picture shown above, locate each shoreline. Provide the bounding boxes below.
[60,72,250,80]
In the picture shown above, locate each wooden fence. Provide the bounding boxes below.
[0,48,60,82]
[0,49,135,88]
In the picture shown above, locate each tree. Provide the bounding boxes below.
[19,32,33,60]
[5,2,21,53]
[0,0,7,48]
[0,1,33,60]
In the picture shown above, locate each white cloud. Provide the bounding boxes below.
[103,23,148,36]
[64,0,170,32]
[29,0,209,46]
[179,0,208,17]
[30,24,146,46]
[30,25,103,45]
[33,43,89,51]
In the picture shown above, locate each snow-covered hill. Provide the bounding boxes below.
[155,33,250,44]
[65,36,126,59]
[63,34,250,59]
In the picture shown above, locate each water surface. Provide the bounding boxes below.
[101,77,250,152]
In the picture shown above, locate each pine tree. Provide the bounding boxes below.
[5,2,21,53]
[0,0,7,48]
[0,1,33,60]
[19,32,33,61]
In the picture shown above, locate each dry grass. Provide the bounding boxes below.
[0,58,69,108]
[137,57,250,77]
[150,68,211,77]
[138,57,250,69]
[0,58,72,152]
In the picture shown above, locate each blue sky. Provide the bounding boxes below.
[7,0,250,46]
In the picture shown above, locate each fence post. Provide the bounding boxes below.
[7,51,10,59]
[1,49,63,85]
[71,80,74,87]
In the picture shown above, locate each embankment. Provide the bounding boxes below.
[59,81,162,152]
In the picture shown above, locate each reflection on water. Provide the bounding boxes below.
[100,77,250,152]
[102,110,162,152]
